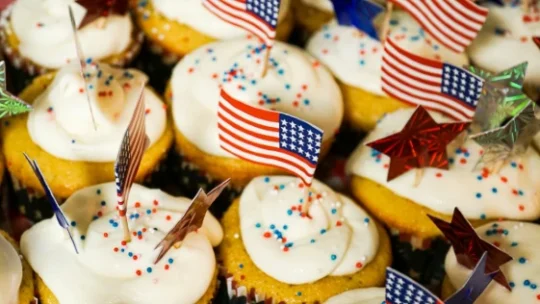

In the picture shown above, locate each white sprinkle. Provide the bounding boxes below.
[234,233,240,239]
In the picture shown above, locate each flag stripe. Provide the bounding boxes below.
[220,88,280,127]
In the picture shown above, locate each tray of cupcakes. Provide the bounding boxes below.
[1,0,540,303]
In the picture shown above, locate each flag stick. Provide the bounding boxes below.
[523,0,530,13]
[380,2,394,42]
[413,168,424,187]
[121,215,131,242]
[260,46,271,78]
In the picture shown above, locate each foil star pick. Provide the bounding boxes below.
[366,106,469,181]
[154,179,231,264]
[470,100,540,165]
[445,252,498,304]
[533,36,540,49]
[428,208,513,290]
[76,0,129,28]
[0,61,31,119]
[330,0,384,40]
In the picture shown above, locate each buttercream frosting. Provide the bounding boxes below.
[27,62,167,162]
[307,12,469,95]
[300,0,333,13]
[21,183,223,304]
[239,176,379,284]
[469,1,540,85]
[445,221,540,303]
[171,38,343,158]
[324,288,385,304]
[346,108,540,220]
[9,0,133,69]
[150,0,290,40]
[0,233,23,304]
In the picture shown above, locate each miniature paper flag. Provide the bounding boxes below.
[388,0,489,53]
[382,38,484,121]
[0,61,31,119]
[445,252,498,304]
[366,106,469,181]
[114,87,150,239]
[69,5,97,130]
[203,0,281,47]
[330,0,384,40]
[428,208,513,290]
[75,0,129,28]
[154,179,230,264]
[23,153,78,254]
[217,87,323,186]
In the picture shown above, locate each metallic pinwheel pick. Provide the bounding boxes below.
[0,61,31,118]
[330,0,384,40]
[23,153,78,254]
[154,179,231,264]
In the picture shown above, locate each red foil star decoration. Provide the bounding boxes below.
[76,0,129,28]
[366,106,469,181]
[533,36,540,50]
[428,208,513,290]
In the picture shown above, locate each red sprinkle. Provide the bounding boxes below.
[136,270,142,276]
[135,202,141,208]
[493,241,500,247]
[133,255,139,261]
[283,247,289,252]
[145,109,151,114]
[263,232,271,238]
[355,262,363,268]
[460,158,467,164]
[336,221,342,227]
[153,200,159,206]
[103,233,109,238]
[113,247,119,252]
[435,173,442,178]
[501,177,508,183]
[166,215,172,221]
[121,241,127,246]
[164,264,170,270]
[519,205,525,211]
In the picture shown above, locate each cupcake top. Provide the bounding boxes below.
[150,0,290,40]
[21,183,223,304]
[445,221,540,303]
[324,288,385,304]
[27,62,167,162]
[346,108,540,220]
[239,176,379,284]
[8,0,133,69]
[300,0,333,13]
[469,1,540,85]
[306,11,469,95]
[0,232,22,304]
[171,38,343,158]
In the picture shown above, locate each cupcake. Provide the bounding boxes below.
[0,230,35,304]
[1,62,174,222]
[324,288,385,304]
[168,38,343,205]
[219,176,392,303]
[346,108,540,285]
[20,182,223,304]
[133,0,294,62]
[441,221,540,303]
[0,0,142,91]
[306,11,469,131]
[292,0,334,35]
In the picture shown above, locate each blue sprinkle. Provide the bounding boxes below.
[71,139,76,144]
[146,267,152,273]
[492,188,498,193]
[518,190,524,196]
[121,248,125,253]
[330,254,337,261]
[449,158,455,164]
[97,189,101,195]
[297,292,302,296]
[519,257,527,264]
[255,223,261,228]
[510,281,515,288]
[270,224,275,229]
[283,225,288,230]
[476,193,482,199]
[511,242,518,247]
[511,162,517,168]
[464,151,470,157]
[331,208,337,214]
[80,235,86,240]
[264,177,270,183]
[303,99,310,105]
[128,252,133,257]
[359,59,365,66]
[480,214,486,220]
[168,258,174,264]
[455,148,462,154]
[146,209,152,215]
[85,58,92,64]
[287,209,293,216]
[477,175,483,181]
[389,19,399,25]
[320,229,327,235]
[524,280,531,286]
[279,184,285,189]
[310,239,315,243]
[239,264,244,269]
[92,216,98,220]
[532,284,537,290]
[109,219,114,224]
[113,223,119,228]
[364,218,370,224]
[71,221,77,227]
[137,231,142,236]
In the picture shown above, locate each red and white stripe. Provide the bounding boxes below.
[389,0,488,53]
[203,0,276,46]
[217,88,316,185]
[115,87,149,217]
[381,38,475,121]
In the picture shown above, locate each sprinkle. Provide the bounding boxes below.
[136,270,142,276]
[356,262,363,268]
[80,235,85,240]
[103,233,108,238]
[168,258,174,264]
[330,254,337,261]
[519,257,527,264]
[320,229,327,235]
[255,223,261,228]
[476,193,482,199]
[71,221,77,227]
[297,292,302,296]
[146,267,153,273]
[310,239,315,243]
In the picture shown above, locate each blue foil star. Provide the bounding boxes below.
[330,0,384,40]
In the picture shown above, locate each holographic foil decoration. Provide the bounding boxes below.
[330,0,384,40]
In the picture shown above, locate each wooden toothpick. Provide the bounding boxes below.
[260,46,271,78]
[380,2,394,42]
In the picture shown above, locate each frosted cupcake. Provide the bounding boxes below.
[21,182,223,304]
[0,0,142,88]
[1,62,173,221]
[133,0,294,62]
[442,221,540,303]
[325,288,385,304]
[292,0,334,34]
[168,38,343,204]
[219,176,392,303]
[0,230,35,304]
[307,11,469,131]
[346,108,540,285]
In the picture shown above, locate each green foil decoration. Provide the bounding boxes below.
[0,61,31,119]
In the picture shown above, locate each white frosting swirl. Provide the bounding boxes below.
[325,288,385,304]
[21,183,223,304]
[171,39,343,157]
[300,0,333,13]
[307,12,469,95]
[151,0,290,39]
[469,2,540,85]
[10,0,133,69]
[239,176,378,284]
[346,108,540,220]
[445,221,540,303]
[27,62,167,162]
[0,233,23,304]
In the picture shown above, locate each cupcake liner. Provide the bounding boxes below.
[217,275,271,304]
[389,228,450,292]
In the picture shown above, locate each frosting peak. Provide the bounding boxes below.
[0,234,23,304]
[239,176,379,284]
[21,183,223,304]
[27,62,167,162]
